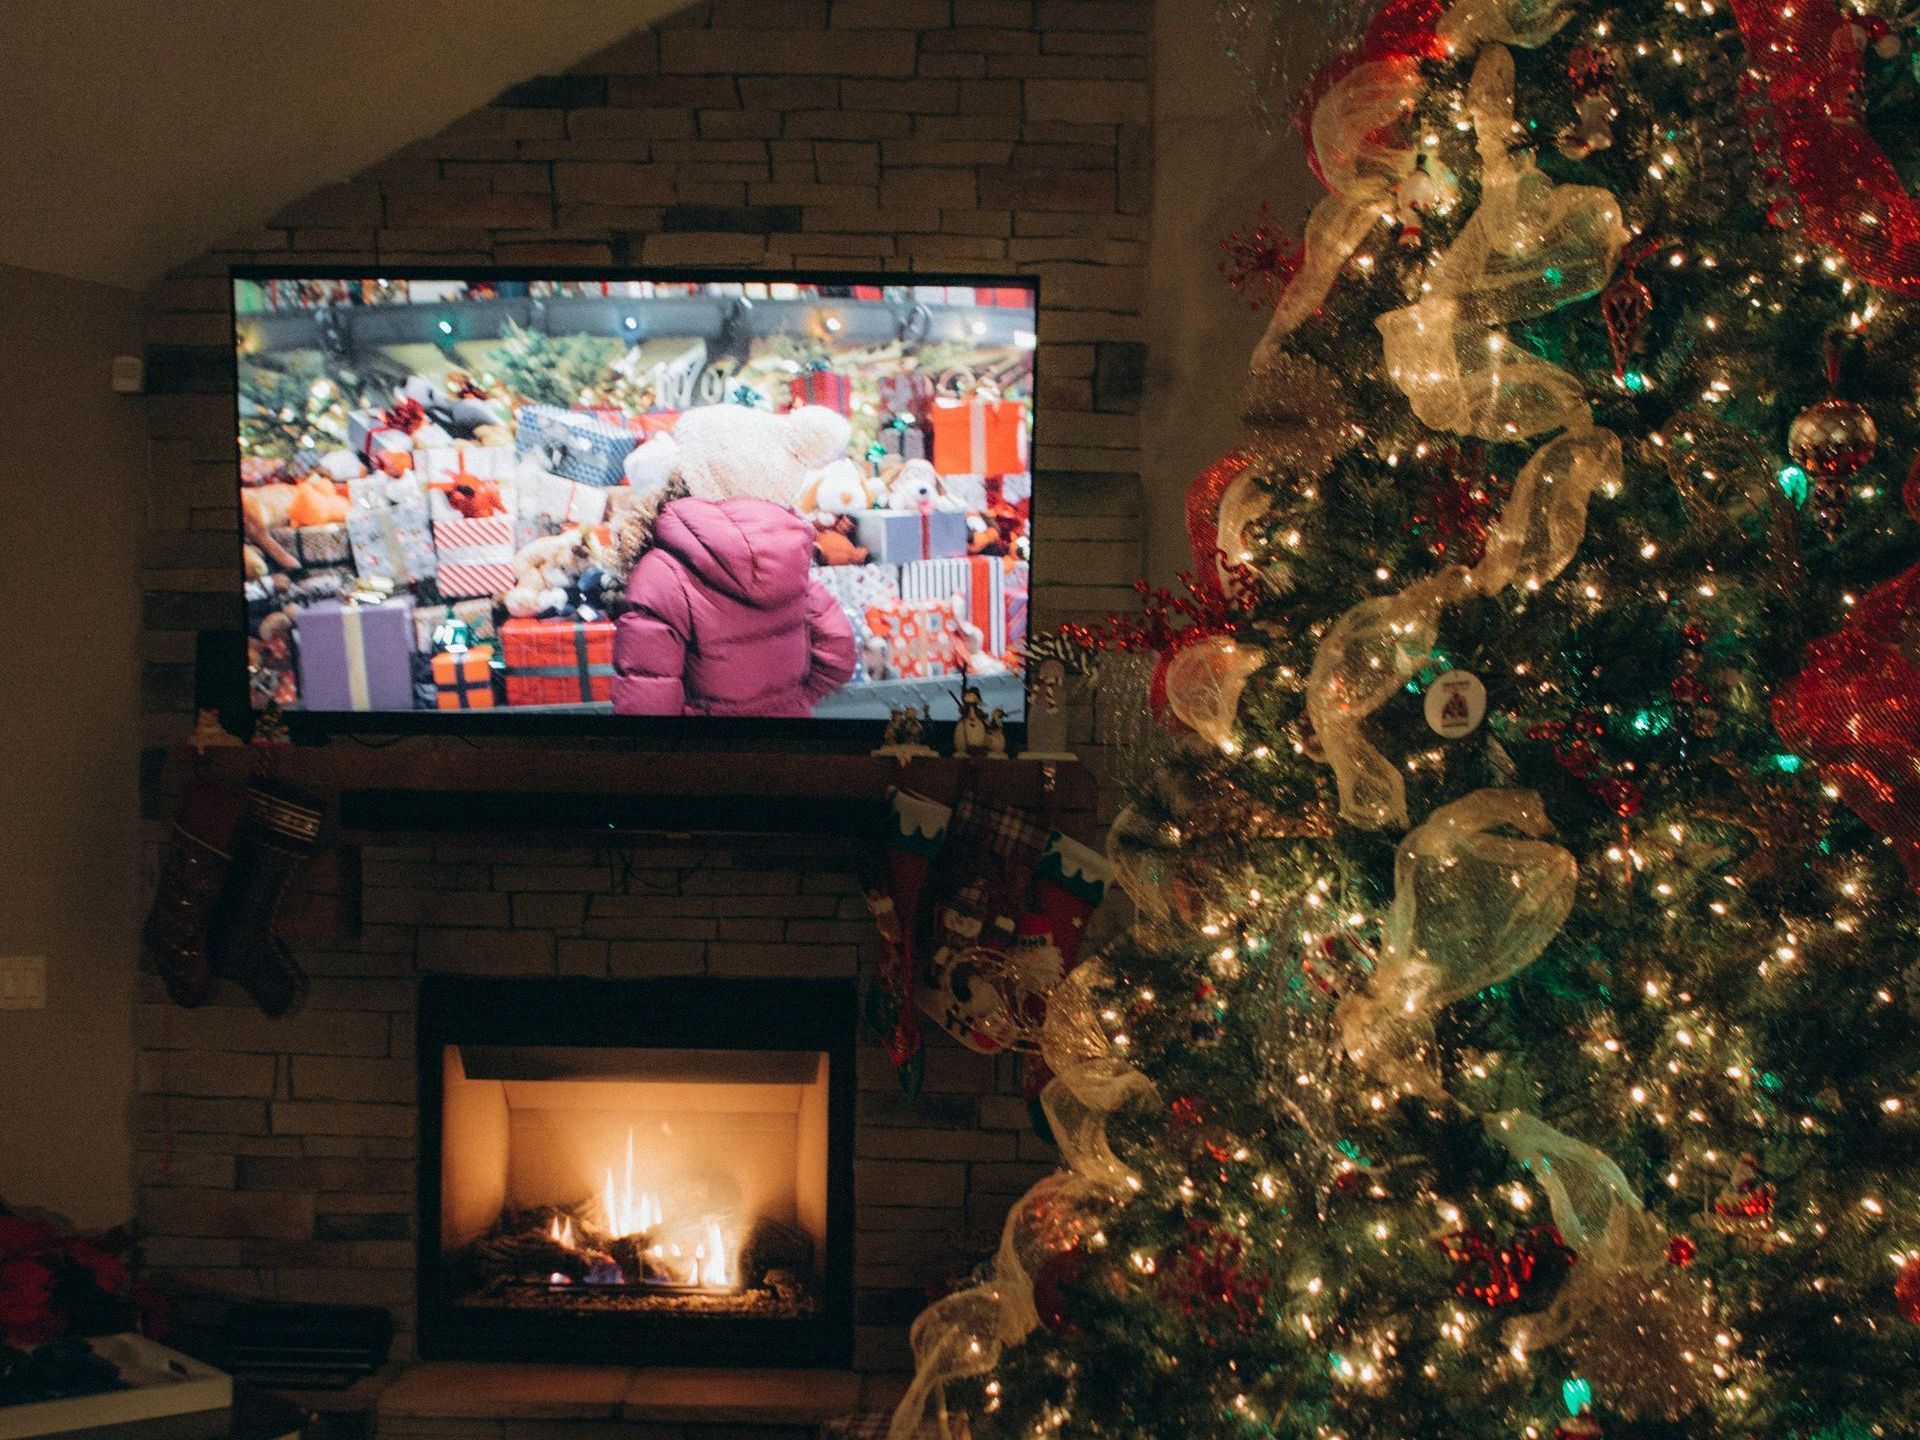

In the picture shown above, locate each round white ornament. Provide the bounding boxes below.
[1423,670,1487,739]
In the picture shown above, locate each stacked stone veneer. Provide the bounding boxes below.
[138,0,1155,779]
[135,840,1063,1369]
[131,0,1157,1370]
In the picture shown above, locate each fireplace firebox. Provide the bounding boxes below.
[417,976,855,1366]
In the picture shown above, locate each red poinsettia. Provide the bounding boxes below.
[0,1208,155,1352]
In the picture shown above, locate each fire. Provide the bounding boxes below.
[547,1214,574,1248]
[601,1125,664,1239]
[699,1218,731,1288]
[580,1125,735,1290]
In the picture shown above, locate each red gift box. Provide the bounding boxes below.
[432,645,497,710]
[853,285,884,301]
[930,399,1025,477]
[789,368,852,415]
[500,618,615,706]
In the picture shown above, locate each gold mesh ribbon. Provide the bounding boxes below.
[1337,789,1576,1096]
[1297,29,1628,829]
[888,962,1155,1440]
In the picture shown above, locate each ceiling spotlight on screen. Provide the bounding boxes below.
[229,269,1038,736]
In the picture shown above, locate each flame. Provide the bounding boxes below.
[548,1214,575,1248]
[699,1218,731,1288]
[600,1125,663,1239]
[584,1124,735,1289]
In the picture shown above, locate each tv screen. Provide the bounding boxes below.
[230,270,1036,729]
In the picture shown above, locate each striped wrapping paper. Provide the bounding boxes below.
[433,514,515,599]
[900,557,1011,657]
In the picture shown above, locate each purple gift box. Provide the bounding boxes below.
[294,596,415,712]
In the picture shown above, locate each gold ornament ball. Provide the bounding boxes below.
[1788,398,1879,478]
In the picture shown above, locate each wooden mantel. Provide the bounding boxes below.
[162,743,1099,940]
[166,743,1095,837]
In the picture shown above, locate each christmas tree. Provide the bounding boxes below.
[889,0,1920,1437]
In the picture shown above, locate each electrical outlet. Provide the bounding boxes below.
[0,955,47,1010]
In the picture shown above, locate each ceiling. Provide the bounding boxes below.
[0,0,688,291]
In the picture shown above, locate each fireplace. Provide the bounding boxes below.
[417,976,855,1366]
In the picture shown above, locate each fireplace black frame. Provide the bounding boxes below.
[416,975,857,1366]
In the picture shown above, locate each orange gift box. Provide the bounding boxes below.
[929,399,1025,478]
[432,645,496,710]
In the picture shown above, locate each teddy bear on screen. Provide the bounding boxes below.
[607,404,857,717]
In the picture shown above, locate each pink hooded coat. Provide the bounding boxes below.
[612,496,856,717]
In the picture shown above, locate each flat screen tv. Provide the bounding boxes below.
[229,267,1037,735]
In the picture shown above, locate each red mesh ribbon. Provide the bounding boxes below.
[1731,0,1920,294]
[1186,449,1250,600]
[1773,563,1920,885]
[1296,0,1449,187]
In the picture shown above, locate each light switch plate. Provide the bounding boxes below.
[0,955,47,1010]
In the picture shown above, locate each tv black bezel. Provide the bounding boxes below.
[225,263,1041,748]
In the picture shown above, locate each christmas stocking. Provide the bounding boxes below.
[917,791,1052,1054]
[1015,833,1111,1110]
[206,781,325,1017]
[144,780,247,1007]
[863,787,952,1090]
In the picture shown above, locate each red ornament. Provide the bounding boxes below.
[1666,1234,1698,1268]
[1219,204,1305,313]
[1731,0,1920,295]
[1600,273,1653,380]
[1896,1258,1920,1323]
[1158,1222,1270,1332]
[1774,562,1920,887]
[1171,1095,1207,1129]
[1031,1246,1087,1336]
[1441,1225,1576,1309]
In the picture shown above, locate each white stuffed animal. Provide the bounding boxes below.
[887,458,965,512]
[798,458,882,525]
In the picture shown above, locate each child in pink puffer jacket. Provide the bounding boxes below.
[610,404,855,717]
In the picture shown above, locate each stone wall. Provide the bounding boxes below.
[134,839,1061,1369]
[130,0,1156,1369]
[138,0,1156,779]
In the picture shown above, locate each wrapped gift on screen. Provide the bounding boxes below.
[412,444,515,483]
[346,474,435,587]
[433,514,516,599]
[930,398,1026,478]
[516,471,611,547]
[789,362,852,415]
[432,644,497,710]
[513,405,638,487]
[1004,559,1030,656]
[413,598,498,653]
[901,557,1012,656]
[854,506,969,563]
[865,596,965,680]
[267,523,350,570]
[347,408,420,464]
[877,370,934,426]
[294,594,415,712]
[878,415,928,462]
[500,616,615,705]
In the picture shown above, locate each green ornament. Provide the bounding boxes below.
[1778,462,1811,508]
[1562,1377,1593,1417]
